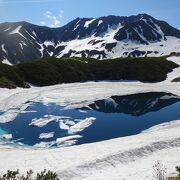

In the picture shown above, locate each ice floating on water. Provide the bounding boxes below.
[0,103,32,123]
[78,110,88,113]
[39,132,54,139]
[0,134,12,140]
[68,117,96,134]
[59,119,76,130]
[0,110,19,123]
[34,141,56,148]
[59,121,70,130]
[29,115,60,127]
[56,135,82,147]
[64,120,76,126]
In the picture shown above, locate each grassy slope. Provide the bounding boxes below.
[0,57,179,88]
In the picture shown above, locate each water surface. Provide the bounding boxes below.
[0,92,179,148]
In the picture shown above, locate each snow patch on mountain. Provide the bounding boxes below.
[98,20,103,26]
[36,42,44,58]
[3,27,11,32]
[25,30,37,40]
[2,59,12,65]
[73,22,81,31]
[1,44,7,54]
[44,41,55,47]
[84,19,96,28]
[8,25,26,39]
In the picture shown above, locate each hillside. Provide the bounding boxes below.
[0,57,178,88]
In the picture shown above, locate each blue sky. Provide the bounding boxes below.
[0,0,180,29]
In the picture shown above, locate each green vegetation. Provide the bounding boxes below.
[172,76,180,82]
[176,166,180,179]
[0,169,59,180]
[0,57,179,88]
[0,63,29,88]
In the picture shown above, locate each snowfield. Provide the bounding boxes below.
[0,57,179,179]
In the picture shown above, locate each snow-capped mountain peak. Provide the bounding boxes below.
[1,14,180,64]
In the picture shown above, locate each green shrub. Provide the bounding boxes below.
[0,63,27,88]
[172,77,180,82]
[0,57,179,88]
[176,166,180,178]
[0,169,59,180]
[18,60,62,86]
[36,169,59,180]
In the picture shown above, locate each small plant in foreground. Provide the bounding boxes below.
[36,169,59,180]
[0,169,59,180]
[176,166,180,179]
[153,161,167,180]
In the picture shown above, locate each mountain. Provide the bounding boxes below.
[1,14,180,64]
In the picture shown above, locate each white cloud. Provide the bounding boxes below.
[41,10,63,27]
[40,21,46,25]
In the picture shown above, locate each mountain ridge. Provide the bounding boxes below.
[1,13,180,64]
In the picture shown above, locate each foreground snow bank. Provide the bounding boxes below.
[0,119,180,180]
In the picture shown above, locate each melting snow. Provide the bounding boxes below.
[73,23,81,31]
[8,26,26,39]
[56,135,82,147]
[29,115,60,127]
[1,44,7,54]
[39,132,54,139]
[59,121,70,130]
[2,59,12,65]
[25,30,37,40]
[19,43,24,50]
[3,27,11,32]
[44,41,55,47]
[68,117,96,134]
[36,42,44,58]
[32,31,37,37]
[0,134,12,140]
[98,20,103,26]
[84,19,96,28]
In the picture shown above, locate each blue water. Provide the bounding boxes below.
[0,92,179,147]
[0,128,7,135]
[0,112,7,135]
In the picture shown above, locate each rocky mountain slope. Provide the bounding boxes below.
[1,13,180,64]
